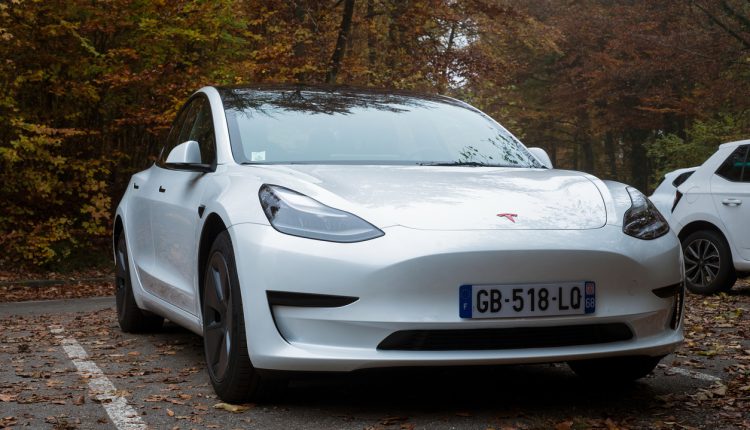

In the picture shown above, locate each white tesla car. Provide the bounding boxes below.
[666,140,750,294]
[114,85,684,402]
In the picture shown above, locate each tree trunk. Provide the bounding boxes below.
[291,1,308,83]
[628,130,651,192]
[326,0,356,84]
[366,0,377,77]
[438,21,457,92]
[604,131,618,179]
[576,111,595,174]
[580,137,594,174]
[386,0,408,74]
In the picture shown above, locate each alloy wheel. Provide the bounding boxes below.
[684,238,720,288]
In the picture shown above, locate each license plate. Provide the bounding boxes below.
[459,282,595,319]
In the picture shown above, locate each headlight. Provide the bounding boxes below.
[258,184,384,242]
[623,187,669,240]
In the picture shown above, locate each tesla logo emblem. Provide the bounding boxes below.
[497,213,518,223]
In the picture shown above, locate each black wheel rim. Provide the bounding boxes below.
[684,238,720,289]
[115,238,128,321]
[204,251,233,382]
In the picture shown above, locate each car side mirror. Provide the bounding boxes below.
[167,140,202,164]
[528,147,553,169]
[164,140,213,172]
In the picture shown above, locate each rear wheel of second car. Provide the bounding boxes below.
[682,230,736,294]
[201,231,285,403]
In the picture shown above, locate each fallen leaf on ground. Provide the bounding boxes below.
[711,383,728,397]
[0,416,17,427]
[380,416,409,425]
[604,418,618,430]
[213,402,253,413]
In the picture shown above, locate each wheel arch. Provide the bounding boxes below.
[198,213,229,306]
[678,220,736,277]
[677,220,729,245]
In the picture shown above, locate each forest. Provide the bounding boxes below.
[1,0,749,268]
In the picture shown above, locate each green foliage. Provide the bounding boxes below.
[646,114,750,189]
[688,114,749,148]
[0,0,251,269]
[646,134,711,190]
[0,119,110,266]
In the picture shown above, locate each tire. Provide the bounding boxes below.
[568,355,663,382]
[114,234,164,333]
[682,230,736,294]
[202,231,285,403]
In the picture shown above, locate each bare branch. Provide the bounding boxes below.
[694,1,750,49]
[720,0,750,31]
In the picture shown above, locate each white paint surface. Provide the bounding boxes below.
[49,326,147,430]
[665,365,722,382]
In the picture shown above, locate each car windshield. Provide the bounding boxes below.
[221,87,543,168]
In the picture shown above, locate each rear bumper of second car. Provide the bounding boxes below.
[229,223,684,372]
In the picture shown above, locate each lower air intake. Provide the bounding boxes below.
[377,323,633,351]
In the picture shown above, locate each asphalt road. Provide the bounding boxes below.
[0,296,744,429]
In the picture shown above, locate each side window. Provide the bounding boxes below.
[715,145,748,182]
[158,98,200,165]
[672,171,694,187]
[186,99,217,166]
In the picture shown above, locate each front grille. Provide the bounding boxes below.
[377,323,633,351]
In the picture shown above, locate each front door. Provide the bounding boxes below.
[149,96,218,315]
[711,144,750,261]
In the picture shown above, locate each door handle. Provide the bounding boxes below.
[722,198,742,206]
[133,183,139,190]
[159,186,166,193]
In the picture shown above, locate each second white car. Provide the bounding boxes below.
[665,140,750,294]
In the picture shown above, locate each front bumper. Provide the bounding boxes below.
[229,223,684,371]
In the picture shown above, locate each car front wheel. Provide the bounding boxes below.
[682,230,736,294]
[202,231,284,403]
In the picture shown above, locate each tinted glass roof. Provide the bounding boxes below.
[216,84,474,116]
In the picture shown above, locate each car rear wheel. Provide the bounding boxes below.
[682,230,736,294]
[115,234,164,333]
[202,231,285,403]
[568,355,663,382]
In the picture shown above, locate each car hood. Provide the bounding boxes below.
[250,165,607,230]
